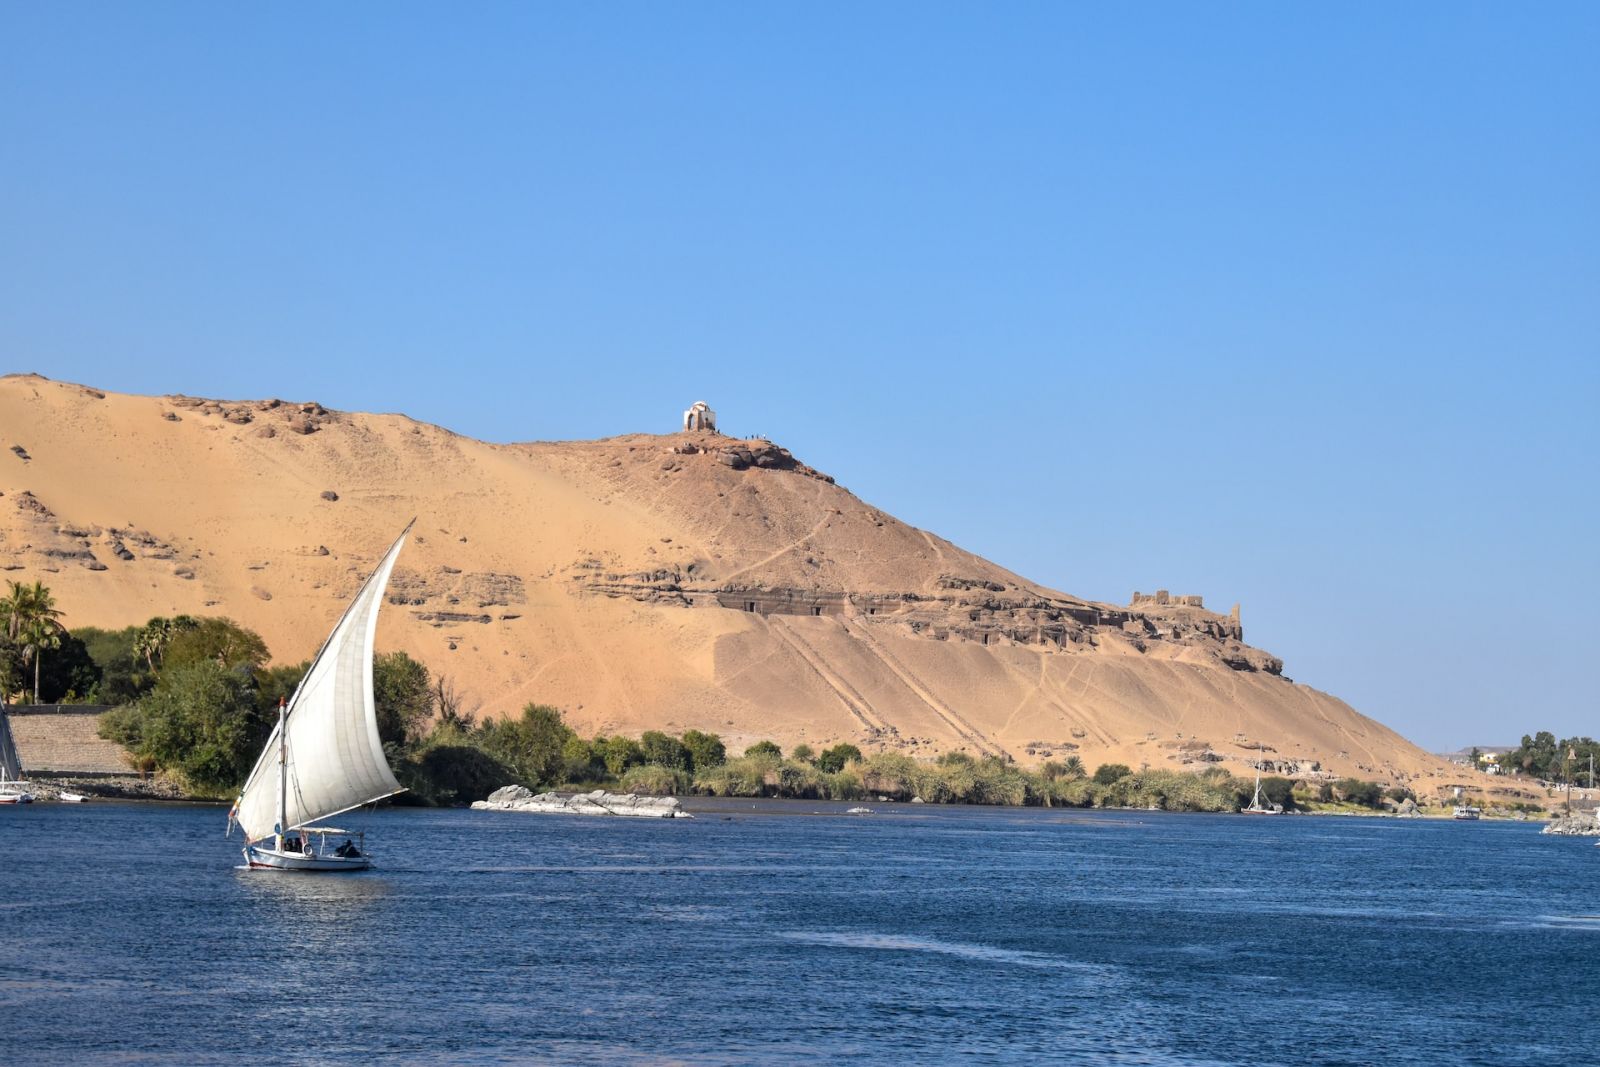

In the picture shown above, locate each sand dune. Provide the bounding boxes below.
[0,374,1483,788]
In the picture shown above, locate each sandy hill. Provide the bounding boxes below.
[0,374,1489,791]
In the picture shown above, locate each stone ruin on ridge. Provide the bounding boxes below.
[682,400,717,432]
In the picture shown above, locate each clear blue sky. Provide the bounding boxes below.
[3,3,1596,749]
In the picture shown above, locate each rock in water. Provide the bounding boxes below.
[1541,810,1600,836]
[472,787,692,819]
[486,784,534,805]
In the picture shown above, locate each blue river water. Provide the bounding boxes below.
[1,799,1595,1065]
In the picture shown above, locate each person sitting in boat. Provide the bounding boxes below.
[282,834,301,853]
[334,838,361,859]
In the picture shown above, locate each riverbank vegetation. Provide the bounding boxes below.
[1,598,1443,814]
[1494,732,1600,785]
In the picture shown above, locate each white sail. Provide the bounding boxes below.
[0,699,23,784]
[233,522,412,843]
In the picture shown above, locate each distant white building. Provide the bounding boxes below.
[683,400,716,432]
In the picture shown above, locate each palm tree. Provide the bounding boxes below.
[1,581,67,703]
[133,614,198,672]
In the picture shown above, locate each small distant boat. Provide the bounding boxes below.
[846,806,875,815]
[1453,805,1482,821]
[0,698,35,805]
[1241,742,1283,815]
[228,521,413,871]
[58,791,89,803]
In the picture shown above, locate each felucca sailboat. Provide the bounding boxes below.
[1241,741,1282,815]
[228,520,413,870]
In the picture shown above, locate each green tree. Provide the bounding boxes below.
[817,742,862,774]
[744,740,782,759]
[1093,763,1132,786]
[640,730,691,770]
[682,729,726,771]
[253,661,310,721]
[133,615,199,673]
[477,703,574,788]
[163,617,268,673]
[596,735,645,776]
[35,631,99,703]
[400,719,513,805]
[1336,778,1384,808]
[121,660,272,794]
[373,651,433,748]
[1,580,67,703]
[74,625,153,705]
[790,743,817,765]
[561,736,605,782]
[1259,776,1297,811]
[0,639,22,702]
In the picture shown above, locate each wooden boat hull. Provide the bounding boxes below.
[0,792,34,804]
[244,845,372,872]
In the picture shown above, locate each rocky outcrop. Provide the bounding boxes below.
[472,785,693,818]
[166,394,334,435]
[1541,810,1600,835]
[667,437,833,482]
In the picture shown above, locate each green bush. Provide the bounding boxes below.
[75,625,150,705]
[400,729,513,805]
[817,742,862,773]
[595,735,645,776]
[163,618,268,673]
[694,753,781,797]
[560,736,606,783]
[621,764,691,795]
[476,703,574,789]
[681,729,726,770]
[860,752,918,800]
[117,660,271,796]
[1258,776,1297,811]
[373,651,433,748]
[744,740,782,759]
[640,730,691,770]
[824,769,865,800]
[1336,778,1385,808]
[1093,763,1132,786]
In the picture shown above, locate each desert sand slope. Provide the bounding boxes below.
[0,374,1465,786]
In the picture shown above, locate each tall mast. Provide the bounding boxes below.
[277,697,288,849]
[1254,741,1263,806]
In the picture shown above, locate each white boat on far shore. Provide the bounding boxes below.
[1,699,35,804]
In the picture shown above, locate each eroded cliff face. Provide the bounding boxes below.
[0,374,1455,783]
[553,432,1284,678]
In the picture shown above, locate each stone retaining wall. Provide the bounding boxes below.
[6,705,131,776]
